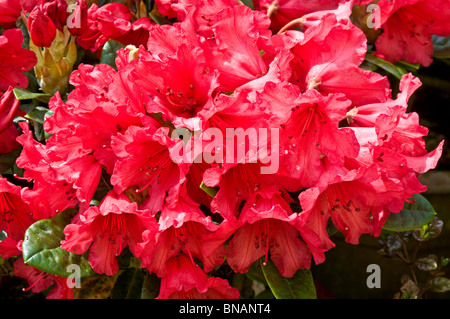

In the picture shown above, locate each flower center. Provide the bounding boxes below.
[99,213,128,256]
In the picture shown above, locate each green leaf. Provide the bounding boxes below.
[232,273,256,299]
[140,273,161,299]
[245,260,267,285]
[24,106,52,125]
[260,259,317,299]
[200,181,218,198]
[110,268,145,299]
[100,39,125,70]
[240,0,255,9]
[22,210,96,278]
[383,193,436,232]
[394,60,421,73]
[364,53,407,80]
[13,87,51,102]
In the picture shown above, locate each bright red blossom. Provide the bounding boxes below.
[6,0,445,299]
[373,0,450,66]
[61,192,157,276]
[0,29,37,92]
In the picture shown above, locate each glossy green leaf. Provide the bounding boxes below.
[394,60,421,72]
[240,0,255,9]
[100,39,125,70]
[383,193,436,232]
[22,211,95,278]
[13,87,51,102]
[260,259,317,299]
[24,106,52,125]
[140,273,161,299]
[364,53,407,80]
[110,268,145,299]
[245,259,267,285]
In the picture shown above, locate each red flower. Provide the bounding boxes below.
[61,192,157,276]
[0,0,22,28]
[67,0,88,37]
[76,3,133,52]
[0,87,21,134]
[136,189,234,277]
[289,14,391,106]
[157,254,240,299]
[202,5,272,92]
[14,258,74,299]
[0,123,20,154]
[40,0,69,31]
[262,85,360,187]
[203,161,301,220]
[226,190,320,277]
[43,64,149,174]
[0,87,23,154]
[0,177,35,242]
[112,17,153,49]
[0,29,37,92]
[28,5,57,47]
[132,42,220,121]
[16,122,102,218]
[374,0,450,66]
[254,0,344,32]
[0,237,21,259]
[110,126,182,213]
[298,166,400,249]
[346,73,444,179]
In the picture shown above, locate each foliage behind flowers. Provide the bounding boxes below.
[0,0,448,299]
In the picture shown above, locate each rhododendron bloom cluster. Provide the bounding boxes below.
[0,0,446,299]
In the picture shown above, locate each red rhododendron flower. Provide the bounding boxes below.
[157,254,239,299]
[0,29,37,92]
[28,5,57,47]
[289,13,391,106]
[226,190,322,277]
[0,236,22,259]
[373,0,450,66]
[0,177,35,242]
[76,3,133,52]
[0,0,22,28]
[0,87,21,134]
[40,0,69,31]
[132,42,220,122]
[0,86,22,154]
[4,0,445,300]
[203,161,301,220]
[136,187,235,277]
[61,192,157,276]
[261,84,360,187]
[16,122,102,218]
[299,163,407,249]
[14,258,74,299]
[202,5,272,92]
[253,0,344,32]
[110,126,182,213]
[67,0,88,37]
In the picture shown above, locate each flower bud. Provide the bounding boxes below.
[67,0,88,37]
[29,27,77,95]
[41,0,69,31]
[0,87,20,134]
[28,6,57,47]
